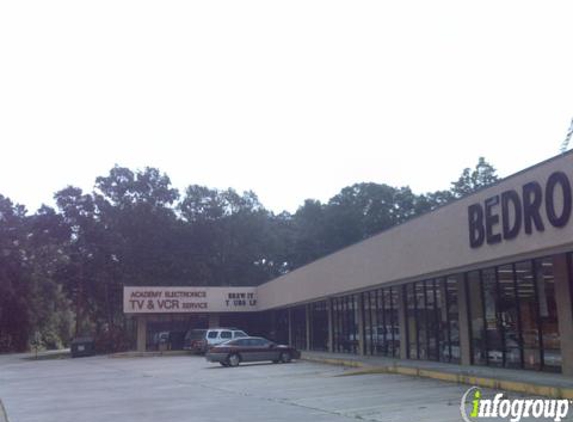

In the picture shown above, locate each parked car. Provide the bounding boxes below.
[183,329,208,354]
[206,336,300,367]
[185,327,248,354]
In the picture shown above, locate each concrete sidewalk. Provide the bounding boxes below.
[301,351,573,399]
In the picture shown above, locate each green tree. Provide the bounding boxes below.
[26,206,74,349]
[0,195,31,351]
[52,167,182,350]
[180,186,280,286]
[0,156,502,354]
[415,190,455,214]
[324,183,420,251]
[289,199,328,268]
[450,157,499,198]
[0,197,73,352]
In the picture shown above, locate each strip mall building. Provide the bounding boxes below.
[125,151,573,376]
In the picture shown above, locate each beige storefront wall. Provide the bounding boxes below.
[257,152,573,310]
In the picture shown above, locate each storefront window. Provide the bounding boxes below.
[332,295,358,353]
[436,278,448,362]
[466,256,563,372]
[362,291,374,355]
[310,301,328,351]
[388,287,400,357]
[362,288,400,358]
[415,282,427,359]
[446,276,460,364]
[498,264,521,369]
[387,288,400,357]
[368,291,379,356]
[482,268,502,367]
[370,291,378,355]
[332,298,340,352]
[376,290,385,354]
[427,280,439,361]
[279,253,567,371]
[405,278,459,363]
[290,306,307,350]
[535,258,561,372]
[406,284,417,359]
[515,260,541,370]
[146,314,208,351]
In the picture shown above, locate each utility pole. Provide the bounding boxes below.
[75,260,84,337]
[560,117,573,153]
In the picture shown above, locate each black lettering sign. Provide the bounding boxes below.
[523,181,545,234]
[485,195,501,245]
[468,204,485,248]
[501,190,522,240]
[468,170,571,248]
[545,171,572,227]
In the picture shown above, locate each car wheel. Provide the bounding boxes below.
[279,351,291,364]
[227,353,241,367]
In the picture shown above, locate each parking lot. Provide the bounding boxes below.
[0,352,564,422]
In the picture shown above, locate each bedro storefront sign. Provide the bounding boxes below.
[467,170,572,248]
[123,286,258,313]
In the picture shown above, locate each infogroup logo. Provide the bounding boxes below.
[460,387,570,422]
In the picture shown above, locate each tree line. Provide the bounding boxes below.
[0,157,498,352]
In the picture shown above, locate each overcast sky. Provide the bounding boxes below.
[1,1,572,214]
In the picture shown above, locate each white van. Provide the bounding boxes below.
[185,327,248,354]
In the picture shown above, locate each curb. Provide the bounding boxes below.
[302,356,363,368]
[301,356,573,400]
[109,350,191,358]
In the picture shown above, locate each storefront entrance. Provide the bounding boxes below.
[146,314,208,351]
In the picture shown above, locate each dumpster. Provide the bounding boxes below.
[70,337,95,358]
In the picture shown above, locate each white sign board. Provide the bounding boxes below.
[123,286,258,314]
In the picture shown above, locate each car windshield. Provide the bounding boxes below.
[252,338,270,346]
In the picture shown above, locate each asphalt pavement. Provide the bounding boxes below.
[0,352,570,422]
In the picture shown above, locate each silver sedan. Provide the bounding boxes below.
[205,336,300,367]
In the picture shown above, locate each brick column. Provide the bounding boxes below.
[208,313,220,328]
[553,253,573,375]
[136,315,147,352]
